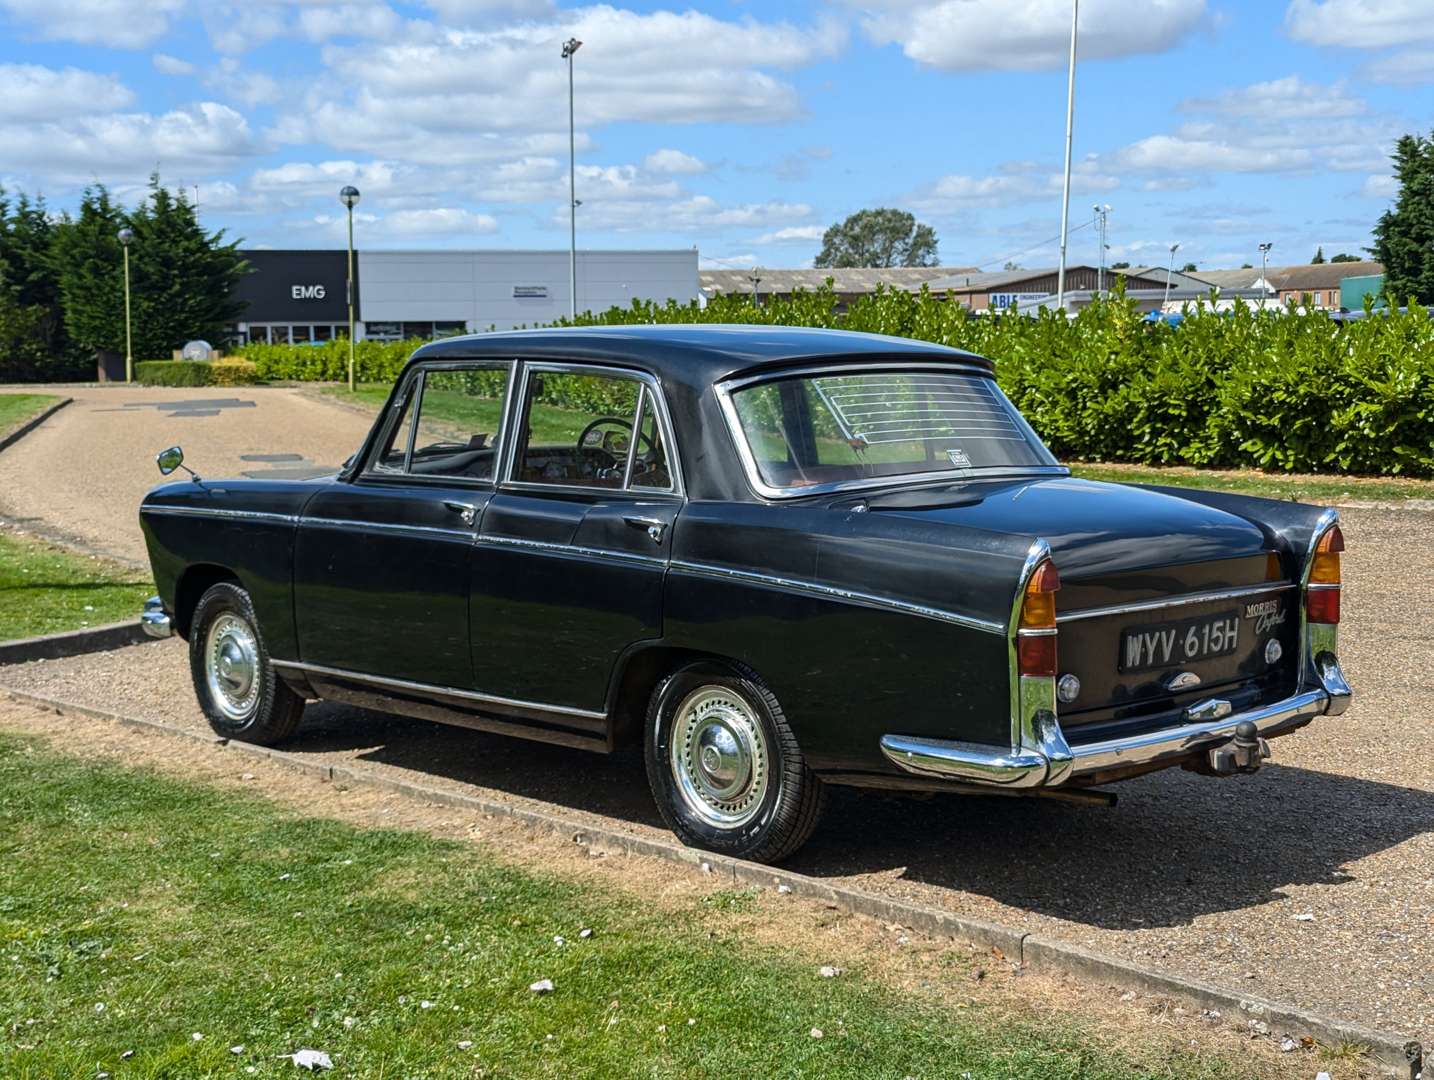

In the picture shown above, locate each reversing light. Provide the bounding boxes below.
[1017,560,1060,677]
[1305,526,1343,624]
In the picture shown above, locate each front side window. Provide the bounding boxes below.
[368,364,512,480]
[727,369,1056,494]
[514,369,674,491]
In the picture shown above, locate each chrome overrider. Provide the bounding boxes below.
[880,511,1352,787]
[140,595,173,639]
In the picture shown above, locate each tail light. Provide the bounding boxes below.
[1017,560,1060,677]
[1305,526,1343,624]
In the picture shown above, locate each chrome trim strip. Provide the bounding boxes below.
[1002,539,1071,787]
[1056,582,1297,623]
[141,505,299,525]
[712,361,1065,501]
[479,533,669,569]
[1298,508,1349,714]
[299,516,473,541]
[881,687,1330,784]
[668,559,1005,634]
[272,660,607,722]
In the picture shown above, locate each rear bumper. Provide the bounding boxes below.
[880,659,1348,788]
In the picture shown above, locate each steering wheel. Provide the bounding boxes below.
[576,416,655,457]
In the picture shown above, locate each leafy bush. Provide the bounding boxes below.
[210,358,259,386]
[136,360,216,387]
[232,288,1434,477]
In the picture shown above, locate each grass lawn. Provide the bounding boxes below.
[0,393,62,439]
[0,732,1262,1080]
[0,531,152,641]
[323,384,593,445]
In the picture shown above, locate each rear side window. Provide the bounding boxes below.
[513,369,674,492]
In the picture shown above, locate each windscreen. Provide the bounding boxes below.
[728,369,1057,492]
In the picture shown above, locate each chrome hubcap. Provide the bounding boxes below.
[205,613,260,722]
[669,686,768,829]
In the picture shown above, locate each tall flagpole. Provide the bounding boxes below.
[1055,0,1078,313]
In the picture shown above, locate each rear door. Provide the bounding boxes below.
[472,362,682,714]
[293,360,515,688]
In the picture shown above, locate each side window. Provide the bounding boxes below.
[371,381,419,474]
[512,369,674,492]
[367,364,512,480]
[630,391,673,491]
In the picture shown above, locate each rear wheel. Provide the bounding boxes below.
[644,662,824,864]
[188,582,304,745]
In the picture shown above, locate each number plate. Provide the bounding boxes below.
[1119,609,1242,673]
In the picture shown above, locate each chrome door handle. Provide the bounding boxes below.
[444,501,477,527]
[624,515,667,543]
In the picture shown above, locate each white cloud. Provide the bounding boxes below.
[0,101,260,183]
[1179,76,1366,120]
[281,6,847,164]
[380,207,499,235]
[0,64,134,122]
[250,159,405,196]
[0,0,183,48]
[573,195,811,232]
[757,225,825,243]
[1360,174,1397,200]
[911,160,1118,213]
[212,58,283,107]
[1361,47,1434,86]
[643,148,707,175]
[296,3,405,42]
[1283,0,1434,48]
[152,53,195,76]
[860,0,1206,71]
[421,0,554,20]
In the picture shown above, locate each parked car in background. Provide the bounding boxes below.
[138,326,1351,863]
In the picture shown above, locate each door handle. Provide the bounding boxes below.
[444,501,477,527]
[624,515,667,543]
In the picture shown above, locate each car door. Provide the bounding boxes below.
[471,362,682,714]
[293,360,515,688]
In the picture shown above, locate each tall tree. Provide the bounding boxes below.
[125,177,247,358]
[50,185,127,358]
[814,209,938,268]
[1330,252,1360,263]
[1311,246,1326,263]
[1371,131,1434,304]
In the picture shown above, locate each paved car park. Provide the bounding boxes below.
[1,505,1430,1044]
[0,385,370,566]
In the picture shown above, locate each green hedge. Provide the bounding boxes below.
[235,288,1434,477]
[136,358,259,387]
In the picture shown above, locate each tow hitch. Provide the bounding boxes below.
[1206,720,1271,776]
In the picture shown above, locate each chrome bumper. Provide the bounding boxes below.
[140,596,172,639]
[881,666,1347,788]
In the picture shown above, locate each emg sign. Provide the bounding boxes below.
[291,284,327,300]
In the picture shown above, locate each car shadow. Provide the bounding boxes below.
[286,702,1434,932]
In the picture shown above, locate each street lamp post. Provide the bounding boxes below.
[1163,242,1181,312]
[562,37,583,322]
[1258,242,1273,310]
[340,186,361,391]
[1092,204,1112,297]
[117,227,134,384]
[1055,0,1079,313]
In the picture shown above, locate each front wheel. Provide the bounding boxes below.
[644,662,824,864]
[188,581,304,745]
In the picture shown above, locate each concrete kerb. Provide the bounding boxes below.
[0,396,72,454]
[1,684,1420,1077]
[0,620,156,666]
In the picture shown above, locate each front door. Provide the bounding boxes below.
[293,361,515,688]
[472,363,682,713]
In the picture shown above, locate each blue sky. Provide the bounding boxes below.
[1,0,1430,272]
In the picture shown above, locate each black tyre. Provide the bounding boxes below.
[188,581,304,745]
[644,661,824,864]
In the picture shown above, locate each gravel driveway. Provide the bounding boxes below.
[1,505,1430,1045]
[0,385,371,566]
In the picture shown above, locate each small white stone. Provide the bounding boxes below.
[776,884,792,894]
[288,1048,332,1070]
[241,773,256,781]
[657,1024,667,1033]
[810,1028,823,1039]
[687,1018,697,1026]
[120,1052,134,1060]
[191,1033,203,1041]
[420,1001,434,1009]
[1292,913,1315,922]
[1278,1036,1297,1052]
[230,1045,245,1055]
[457,1040,473,1050]
[1119,991,1136,1003]
[342,1017,355,1029]
[279,873,291,881]
[94,1003,106,1013]
[553,936,565,946]
[818,966,844,978]
[578,928,593,939]
[529,978,555,994]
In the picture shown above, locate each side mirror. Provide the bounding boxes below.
[156,446,184,476]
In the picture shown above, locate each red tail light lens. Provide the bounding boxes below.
[1305,525,1343,624]
[1017,559,1059,677]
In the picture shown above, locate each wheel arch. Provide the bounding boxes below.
[605,643,749,748]
[173,563,244,640]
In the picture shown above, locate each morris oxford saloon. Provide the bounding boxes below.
[139,326,1351,863]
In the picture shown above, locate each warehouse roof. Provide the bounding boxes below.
[699,266,978,297]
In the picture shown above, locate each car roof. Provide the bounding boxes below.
[410,324,993,392]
